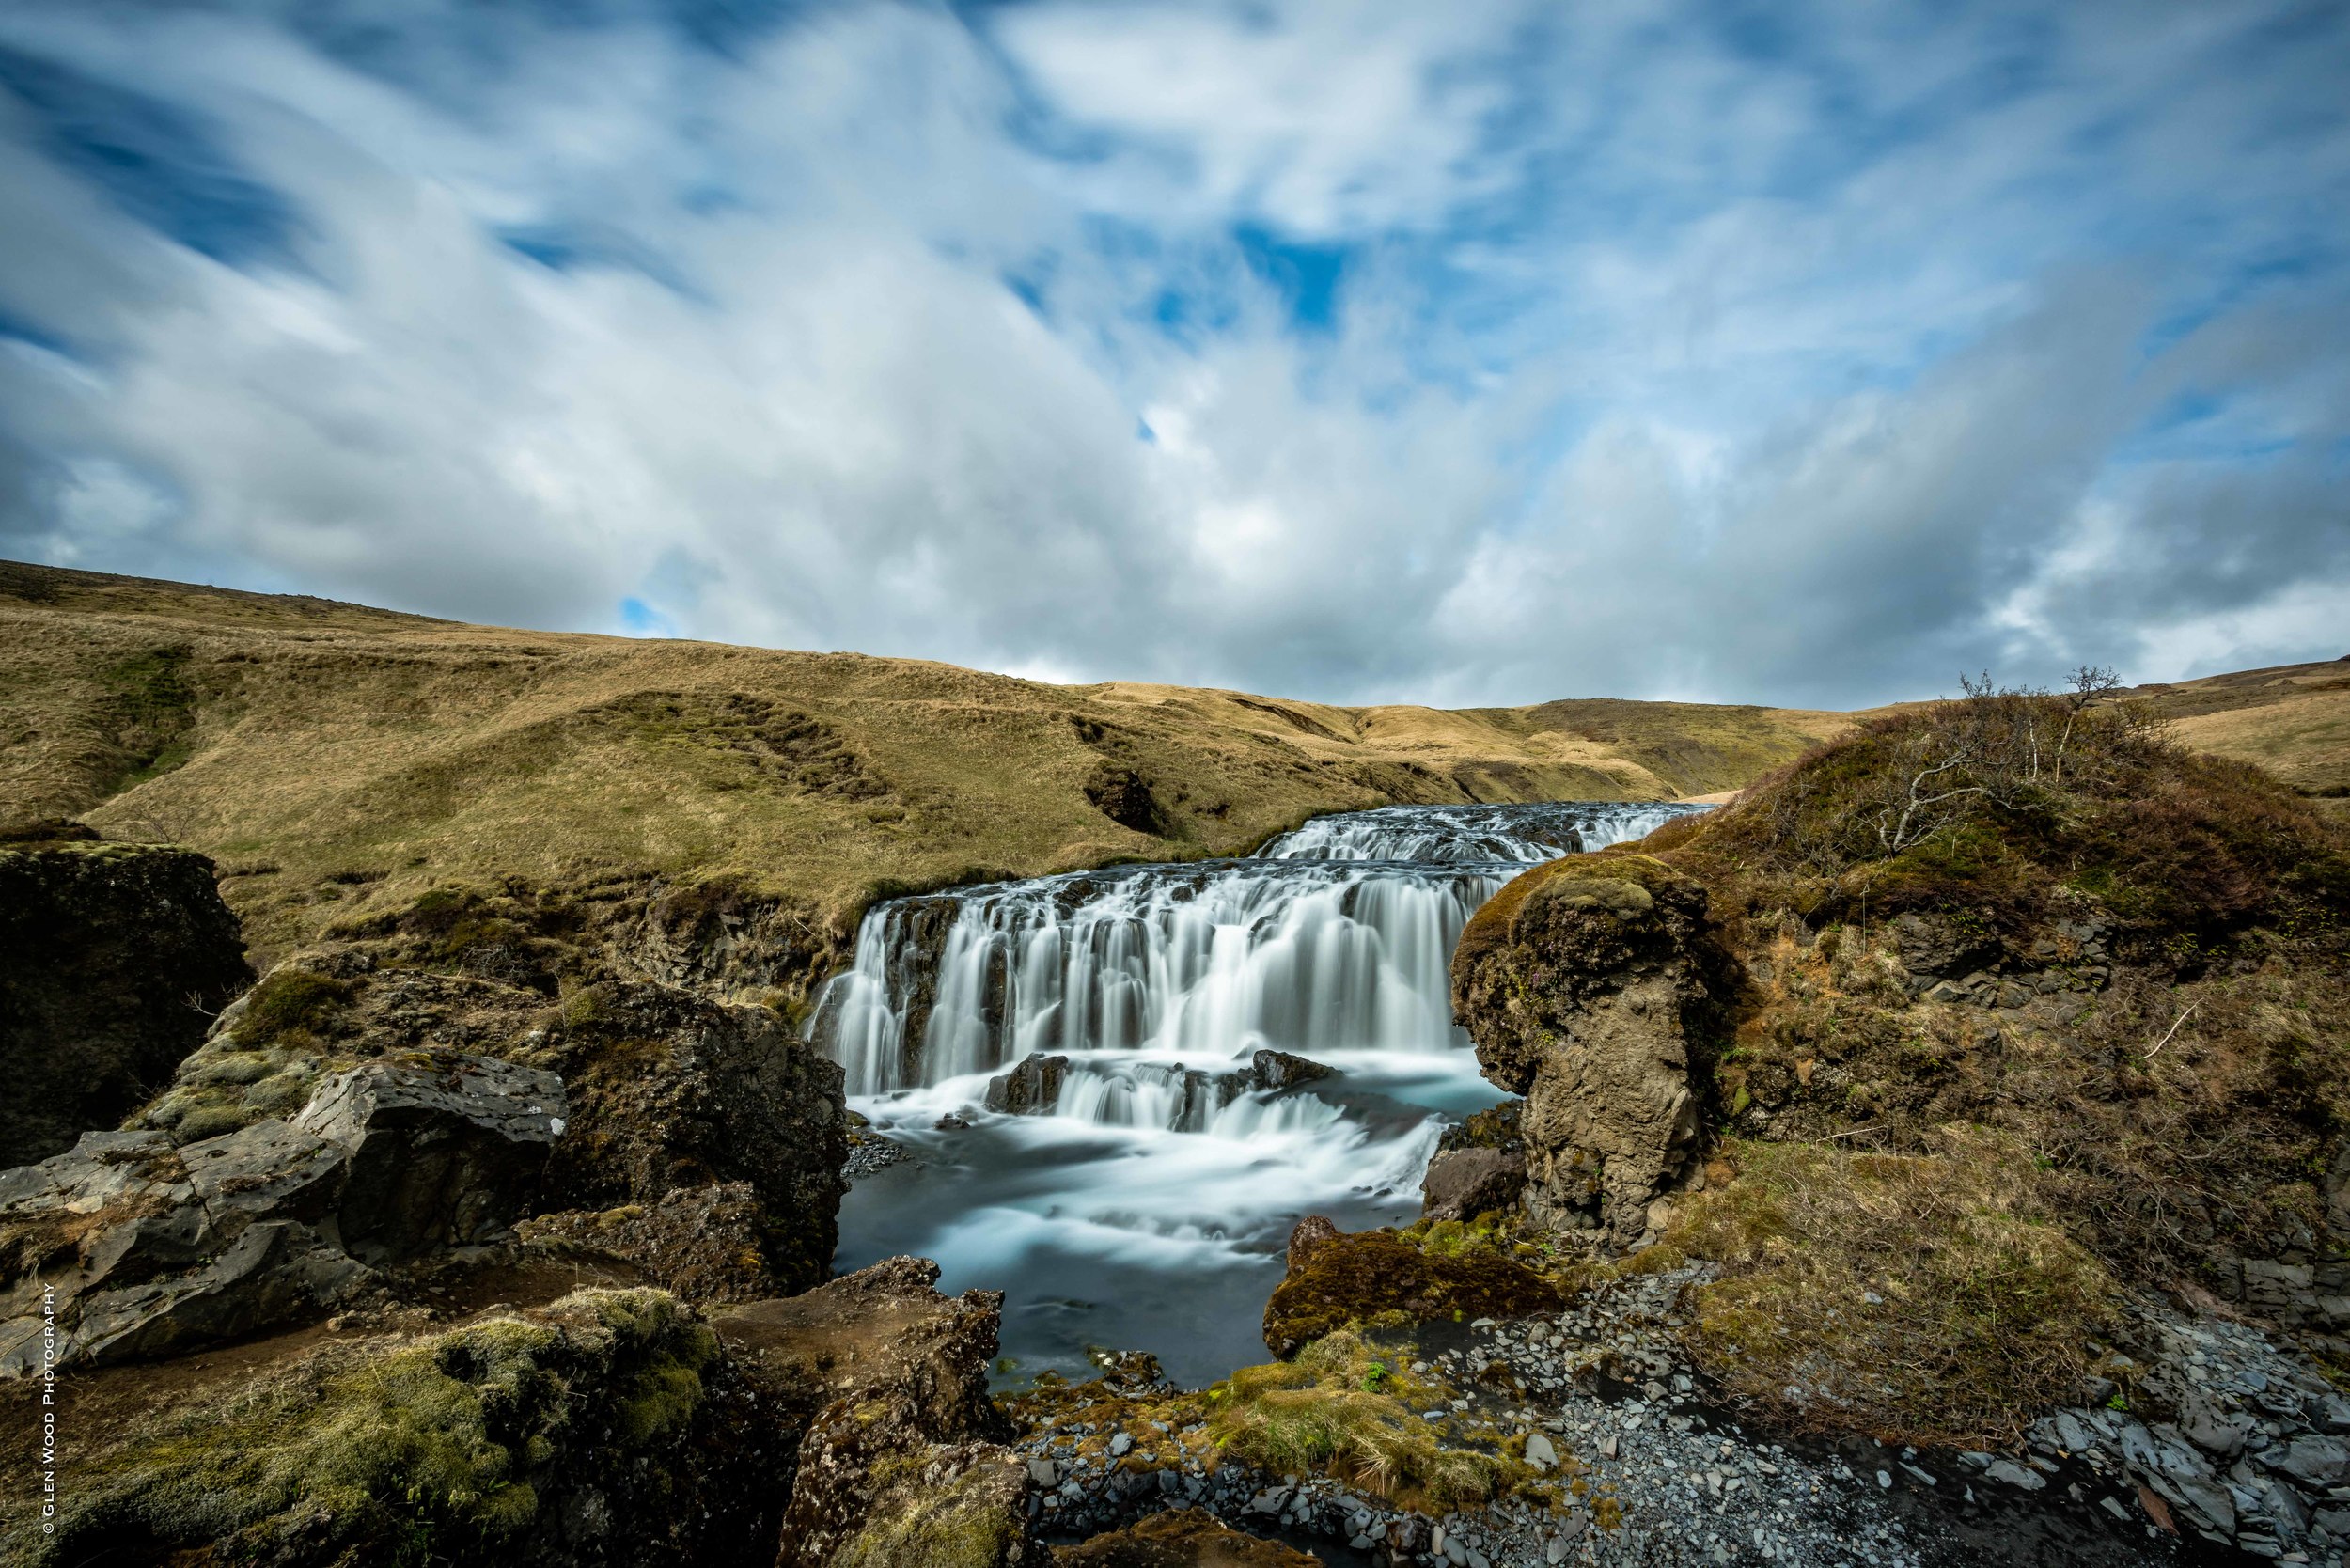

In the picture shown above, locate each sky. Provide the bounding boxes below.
[0,0,2345,709]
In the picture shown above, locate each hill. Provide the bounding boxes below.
[0,561,1848,971]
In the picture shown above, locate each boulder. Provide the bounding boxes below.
[528,980,847,1294]
[2,1054,566,1372]
[986,1054,1073,1115]
[1231,1049,1334,1095]
[719,1256,1032,1568]
[292,1055,564,1264]
[0,839,251,1167]
[1420,1146,1527,1223]
[1449,854,1734,1245]
[1261,1223,1560,1358]
[0,1126,360,1372]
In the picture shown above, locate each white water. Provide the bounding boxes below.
[818,798,1705,1384]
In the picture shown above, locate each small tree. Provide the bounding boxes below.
[2052,665,2124,788]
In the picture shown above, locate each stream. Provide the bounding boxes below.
[813,800,1706,1387]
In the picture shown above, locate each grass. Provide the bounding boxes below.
[39,1289,714,1567]
[1208,1329,1540,1514]
[0,562,1852,970]
[1664,1135,2117,1450]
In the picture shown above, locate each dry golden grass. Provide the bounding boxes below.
[2132,659,2350,796]
[0,562,1848,964]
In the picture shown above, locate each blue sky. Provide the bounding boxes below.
[0,0,2344,707]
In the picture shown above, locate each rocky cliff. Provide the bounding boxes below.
[0,830,252,1168]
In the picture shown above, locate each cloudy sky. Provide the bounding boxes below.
[1,0,2345,708]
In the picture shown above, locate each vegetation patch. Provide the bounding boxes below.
[1665,1135,2117,1450]
[42,1289,716,1568]
[1209,1330,1541,1514]
[1262,1227,1563,1358]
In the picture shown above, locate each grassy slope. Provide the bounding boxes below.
[0,562,1848,962]
[2130,659,2350,800]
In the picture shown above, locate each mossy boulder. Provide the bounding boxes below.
[1261,1221,1561,1358]
[26,1288,784,1568]
[1054,1507,1320,1566]
[0,840,251,1167]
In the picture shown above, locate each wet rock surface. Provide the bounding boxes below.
[0,838,252,1168]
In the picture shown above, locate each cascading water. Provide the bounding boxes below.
[819,797,1708,1385]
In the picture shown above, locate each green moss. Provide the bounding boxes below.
[1210,1330,1539,1513]
[833,1461,1026,1568]
[1262,1227,1562,1358]
[43,1290,714,1567]
[231,968,355,1048]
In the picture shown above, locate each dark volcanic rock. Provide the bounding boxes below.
[1,1053,563,1372]
[1084,763,1170,837]
[0,839,251,1168]
[986,1053,1073,1115]
[1232,1048,1333,1094]
[1419,1145,1528,1223]
[529,980,847,1294]
[520,1181,785,1303]
[291,1055,565,1264]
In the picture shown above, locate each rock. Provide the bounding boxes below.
[986,1054,1073,1115]
[1233,1049,1335,1095]
[0,1126,363,1372]
[293,1055,564,1265]
[1420,1147,1528,1223]
[36,1285,788,1567]
[1524,1431,1557,1470]
[0,839,252,1167]
[1286,1214,1340,1273]
[1262,1225,1561,1358]
[2270,1435,2350,1489]
[746,1256,1030,1568]
[1449,855,1734,1244]
[1055,1507,1319,1566]
[1085,764,1170,837]
[518,1181,788,1303]
[524,980,848,1294]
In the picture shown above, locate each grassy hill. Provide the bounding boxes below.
[0,562,1849,964]
[5,560,2338,967]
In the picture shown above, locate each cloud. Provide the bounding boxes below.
[0,0,2343,708]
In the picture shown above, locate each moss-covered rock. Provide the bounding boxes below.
[29,1288,782,1568]
[0,839,251,1167]
[1449,855,1738,1244]
[1261,1221,1561,1359]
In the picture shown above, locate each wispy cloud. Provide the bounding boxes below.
[0,0,2343,705]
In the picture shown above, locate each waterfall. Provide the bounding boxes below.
[1253,799,1710,863]
[823,796,1708,1384]
[812,859,1509,1099]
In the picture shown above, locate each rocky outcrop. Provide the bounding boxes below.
[527,980,847,1293]
[0,838,252,1168]
[135,960,849,1301]
[0,1053,562,1372]
[1418,1146,1527,1224]
[521,1182,785,1303]
[1449,854,1733,1246]
[718,1256,1033,1568]
[987,1053,1073,1115]
[1261,1216,1560,1358]
[24,1286,795,1568]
